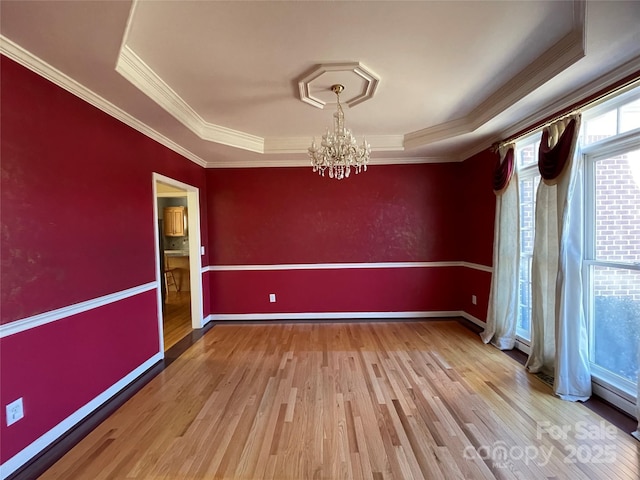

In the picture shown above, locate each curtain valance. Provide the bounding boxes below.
[493,146,515,194]
[538,116,580,183]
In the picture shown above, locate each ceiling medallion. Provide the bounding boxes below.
[297,62,380,109]
[308,84,370,180]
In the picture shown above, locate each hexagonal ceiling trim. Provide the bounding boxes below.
[107,3,589,160]
[297,62,380,109]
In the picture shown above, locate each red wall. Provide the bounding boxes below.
[205,164,476,316]
[0,291,159,461]
[458,267,492,321]
[0,51,499,470]
[1,57,209,324]
[208,267,461,314]
[459,148,497,267]
[457,148,498,322]
[0,56,209,465]
[207,164,462,265]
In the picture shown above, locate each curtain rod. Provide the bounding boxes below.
[492,75,640,152]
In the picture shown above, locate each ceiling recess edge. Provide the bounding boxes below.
[115,0,585,156]
[0,34,208,168]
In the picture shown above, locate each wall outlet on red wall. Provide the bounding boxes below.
[269,293,276,303]
[6,397,24,426]
[472,295,477,305]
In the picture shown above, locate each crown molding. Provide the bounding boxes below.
[497,55,640,145]
[5,0,616,171]
[368,156,457,165]
[367,135,406,152]
[469,30,585,131]
[0,36,455,170]
[0,35,208,168]
[116,45,204,138]
[404,6,585,151]
[466,0,585,133]
[116,45,264,153]
[404,117,472,150]
[263,135,405,154]
[116,48,389,155]
[264,137,322,154]
[114,0,587,158]
[204,155,455,169]
[456,55,640,163]
[455,141,496,163]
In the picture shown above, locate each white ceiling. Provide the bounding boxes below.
[1,1,639,168]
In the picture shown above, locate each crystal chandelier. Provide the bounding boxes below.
[308,84,371,179]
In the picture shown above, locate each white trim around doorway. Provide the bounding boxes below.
[152,173,205,355]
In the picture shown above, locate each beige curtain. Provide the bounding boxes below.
[482,145,519,349]
[526,115,591,401]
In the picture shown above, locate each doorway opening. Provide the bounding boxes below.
[153,173,204,353]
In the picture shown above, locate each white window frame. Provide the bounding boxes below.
[510,84,640,413]
[581,90,640,414]
[581,87,640,149]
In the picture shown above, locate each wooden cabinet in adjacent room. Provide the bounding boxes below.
[163,206,186,236]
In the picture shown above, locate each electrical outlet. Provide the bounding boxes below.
[269,293,276,303]
[6,398,24,426]
[471,295,477,305]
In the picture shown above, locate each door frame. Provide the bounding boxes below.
[152,173,205,354]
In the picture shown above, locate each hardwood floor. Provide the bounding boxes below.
[40,321,639,479]
[162,291,192,351]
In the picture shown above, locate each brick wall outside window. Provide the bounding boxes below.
[593,151,640,301]
[519,140,639,301]
[516,102,640,383]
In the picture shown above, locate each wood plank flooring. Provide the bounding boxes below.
[40,321,639,479]
[162,291,192,351]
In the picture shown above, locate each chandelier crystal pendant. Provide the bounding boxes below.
[308,84,371,180]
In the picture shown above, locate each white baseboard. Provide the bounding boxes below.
[0,352,163,480]
[204,310,487,324]
[458,311,486,328]
[515,337,531,355]
[205,311,466,322]
[592,380,636,418]
[203,261,492,272]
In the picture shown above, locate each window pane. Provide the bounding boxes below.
[517,172,539,341]
[620,98,640,134]
[519,175,539,255]
[592,266,640,383]
[517,140,539,168]
[584,110,617,145]
[595,150,640,263]
[517,255,532,339]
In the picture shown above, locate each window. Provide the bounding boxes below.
[583,97,640,146]
[584,105,640,398]
[515,86,640,407]
[516,134,541,342]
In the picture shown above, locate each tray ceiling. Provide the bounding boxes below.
[1,0,639,167]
